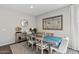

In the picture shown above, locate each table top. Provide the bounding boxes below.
[35,36,43,40]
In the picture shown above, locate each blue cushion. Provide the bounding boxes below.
[44,36,62,47]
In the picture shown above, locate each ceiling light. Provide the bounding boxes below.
[30,5,34,8]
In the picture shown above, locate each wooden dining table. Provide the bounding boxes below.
[29,34,52,44]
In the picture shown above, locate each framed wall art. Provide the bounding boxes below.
[42,15,63,30]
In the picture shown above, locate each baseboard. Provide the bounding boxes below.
[68,47,79,52]
[0,40,27,47]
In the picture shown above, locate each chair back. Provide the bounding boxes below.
[58,37,69,53]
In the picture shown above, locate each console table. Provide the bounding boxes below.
[15,32,27,43]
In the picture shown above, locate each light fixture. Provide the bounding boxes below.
[30,5,34,8]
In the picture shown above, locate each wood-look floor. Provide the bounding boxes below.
[0,45,12,54]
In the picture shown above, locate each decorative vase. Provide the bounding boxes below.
[15,26,22,32]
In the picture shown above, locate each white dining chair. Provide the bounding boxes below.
[50,37,69,54]
[36,36,49,54]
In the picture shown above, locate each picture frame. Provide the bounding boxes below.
[42,15,63,30]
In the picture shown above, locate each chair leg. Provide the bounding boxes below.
[25,42,27,47]
[36,46,38,52]
[27,41,29,46]
[32,44,33,49]
[50,48,52,54]
[41,49,43,54]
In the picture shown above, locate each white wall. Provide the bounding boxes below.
[36,6,72,48]
[36,6,71,35]
[36,6,71,36]
[70,5,79,51]
[76,5,79,50]
[0,6,36,46]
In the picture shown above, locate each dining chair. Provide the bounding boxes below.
[36,35,49,54]
[50,37,69,54]
[28,34,36,49]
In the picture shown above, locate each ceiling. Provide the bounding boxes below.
[1,4,70,16]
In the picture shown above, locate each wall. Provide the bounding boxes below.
[70,5,79,50]
[36,6,71,48]
[76,5,79,50]
[0,6,36,46]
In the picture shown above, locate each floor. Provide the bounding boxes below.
[0,41,78,54]
[10,41,79,54]
[0,45,12,54]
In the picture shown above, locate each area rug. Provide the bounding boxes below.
[10,42,37,54]
[10,41,49,54]
[10,41,79,54]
